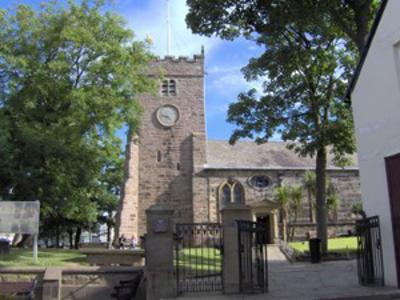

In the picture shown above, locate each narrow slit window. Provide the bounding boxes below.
[157,151,162,162]
[176,162,180,170]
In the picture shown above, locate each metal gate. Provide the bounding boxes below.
[175,223,223,294]
[356,216,384,286]
[237,220,268,293]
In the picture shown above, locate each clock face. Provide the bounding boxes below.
[156,104,180,127]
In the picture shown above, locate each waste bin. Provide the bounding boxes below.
[0,240,10,255]
[309,238,321,263]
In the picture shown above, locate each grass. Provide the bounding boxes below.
[290,237,357,254]
[0,248,88,267]
[175,247,222,272]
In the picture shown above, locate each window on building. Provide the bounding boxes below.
[233,183,244,203]
[219,180,245,208]
[161,79,176,96]
[221,184,231,208]
[157,151,162,162]
[249,175,270,189]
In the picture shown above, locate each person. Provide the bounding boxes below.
[131,235,137,249]
[118,234,126,249]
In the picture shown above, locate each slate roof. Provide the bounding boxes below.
[205,140,358,170]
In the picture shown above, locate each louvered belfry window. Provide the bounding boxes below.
[161,79,176,96]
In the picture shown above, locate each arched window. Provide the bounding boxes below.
[218,180,245,209]
[221,184,231,208]
[161,79,176,96]
[233,183,244,204]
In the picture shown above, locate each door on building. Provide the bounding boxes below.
[385,152,400,287]
[257,216,271,244]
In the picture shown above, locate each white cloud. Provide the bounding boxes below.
[123,0,222,57]
[209,67,264,95]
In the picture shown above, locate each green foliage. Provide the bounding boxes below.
[274,186,291,209]
[186,0,379,54]
[303,171,341,215]
[176,248,222,272]
[290,237,357,254]
[303,171,316,196]
[0,1,154,238]
[290,185,303,210]
[186,0,379,252]
[0,248,87,267]
[351,201,364,217]
[326,180,340,213]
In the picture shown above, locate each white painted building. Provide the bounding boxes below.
[349,0,400,287]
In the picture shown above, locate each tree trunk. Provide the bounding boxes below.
[107,221,113,249]
[283,209,288,242]
[56,226,60,248]
[316,147,328,255]
[68,230,74,249]
[353,0,373,54]
[307,189,313,223]
[290,209,298,241]
[74,227,81,249]
[279,209,287,242]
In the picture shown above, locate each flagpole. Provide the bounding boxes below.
[166,0,171,55]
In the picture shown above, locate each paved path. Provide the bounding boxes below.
[172,245,399,300]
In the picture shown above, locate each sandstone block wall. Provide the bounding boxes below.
[198,168,361,234]
[119,55,206,238]
[117,136,139,239]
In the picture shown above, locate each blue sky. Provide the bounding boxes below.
[1,0,265,141]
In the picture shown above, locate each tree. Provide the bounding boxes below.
[303,171,316,222]
[95,149,124,249]
[326,179,340,222]
[289,185,303,241]
[274,186,291,241]
[227,23,355,253]
[186,0,379,55]
[0,1,154,243]
[351,201,365,218]
[185,0,379,254]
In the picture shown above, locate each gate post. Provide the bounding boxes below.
[221,203,252,294]
[145,204,176,300]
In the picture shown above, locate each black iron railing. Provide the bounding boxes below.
[356,216,384,286]
[175,223,223,294]
[237,220,268,294]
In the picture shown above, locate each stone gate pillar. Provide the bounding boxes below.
[145,204,176,300]
[221,203,252,294]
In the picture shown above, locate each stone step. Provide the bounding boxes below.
[319,292,400,300]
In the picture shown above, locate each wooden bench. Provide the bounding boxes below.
[110,270,143,300]
[0,280,36,299]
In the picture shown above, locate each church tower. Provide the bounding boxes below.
[117,52,207,238]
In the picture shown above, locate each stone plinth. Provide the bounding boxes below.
[145,204,176,300]
[43,267,61,300]
[221,203,252,294]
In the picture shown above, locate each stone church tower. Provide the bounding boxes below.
[117,52,207,238]
[116,50,362,243]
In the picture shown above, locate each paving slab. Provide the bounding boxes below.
[170,245,399,300]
